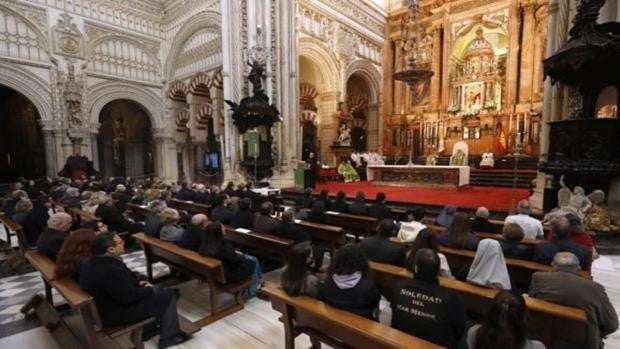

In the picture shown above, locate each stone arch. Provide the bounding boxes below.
[168,80,189,102]
[164,11,221,81]
[0,62,52,122]
[299,37,341,92]
[344,60,381,104]
[87,81,164,129]
[189,72,212,98]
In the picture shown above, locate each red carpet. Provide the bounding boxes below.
[284,181,530,211]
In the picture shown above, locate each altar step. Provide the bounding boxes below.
[470,170,537,188]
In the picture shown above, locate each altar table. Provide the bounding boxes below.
[366,165,470,188]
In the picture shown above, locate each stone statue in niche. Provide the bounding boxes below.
[64,63,84,128]
[337,123,352,146]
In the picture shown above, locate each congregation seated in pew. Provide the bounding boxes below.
[405,228,452,278]
[314,189,332,211]
[533,215,589,267]
[437,211,480,250]
[231,198,254,229]
[396,207,427,243]
[505,200,544,240]
[198,222,261,287]
[144,199,167,237]
[501,223,535,260]
[319,244,381,320]
[529,252,618,349]
[253,201,280,235]
[37,212,73,261]
[369,192,393,220]
[331,190,349,213]
[178,213,208,252]
[210,194,234,225]
[280,241,320,298]
[158,207,185,242]
[306,200,328,224]
[391,248,467,348]
[348,191,369,215]
[471,206,497,233]
[467,291,546,349]
[96,195,144,234]
[79,232,191,348]
[463,239,512,290]
[361,219,405,266]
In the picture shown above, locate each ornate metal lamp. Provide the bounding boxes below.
[392,0,434,87]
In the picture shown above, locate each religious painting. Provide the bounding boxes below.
[410,80,430,106]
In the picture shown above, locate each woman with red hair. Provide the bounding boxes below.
[54,228,97,280]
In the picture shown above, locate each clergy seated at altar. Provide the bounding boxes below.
[450,149,468,166]
[337,160,360,182]
[479,150,495,169]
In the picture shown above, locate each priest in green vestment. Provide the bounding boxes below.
[338,160,360,182]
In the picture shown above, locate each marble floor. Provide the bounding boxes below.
[0,254,619,349]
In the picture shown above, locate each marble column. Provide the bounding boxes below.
[440,15,451,111]
[367,104,380,150]
[393,39,405,114]
[505,2,523,109]
[430,24,442,111]
[42,129,57,177]
[153,128,178,182]
[519,1,537,104]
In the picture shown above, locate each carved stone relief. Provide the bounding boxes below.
[52,14,84,59]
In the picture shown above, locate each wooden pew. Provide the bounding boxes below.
[169,199,211,215]
[263,283,443,349]
[369,261,588,349]
[134,232,253,327]
[437,245,591,288]
[324,211,379,238]
[127,203,151,221]
[294,220,345,253]
[0,212,30,255]
[23,250,192,349]
[474,232,544,245]
[223,225,294,263]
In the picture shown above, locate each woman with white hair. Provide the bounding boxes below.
[159,208,184,242]
[465,239,512,290]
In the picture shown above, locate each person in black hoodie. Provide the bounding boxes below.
[79,233,190,348]
[471,206,498,233]
[178,214,208,251]
[369,192,393,220]
[199,222,255,283]
[320,244,381,320]
[391,248,467,348]
[361,219,405,266]
[499,223,534,260]
[231,198,255,229]
[210,194,233,225]
[331,191,349,213]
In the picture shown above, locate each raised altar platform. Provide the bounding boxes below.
[366,165,470,188]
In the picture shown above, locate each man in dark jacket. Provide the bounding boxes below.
[79,233,190,348]
[533,215,588,267]
[36,212,72,261]
[231,198,254,229]
[111,184,131,212]
[349,191,369,215]
[369,192,393,220]
[391,248,467,348]
[313,189,332,211]
[529,252,618,349]
[470,206,497,233]
[253,201,280,234]
[361,219,405,266]
[178,214,207,251]
[175,183,195,201]
[210,194,234,225]
[331,191,349,213]
[96,197,144,234]
[277,210,309,243]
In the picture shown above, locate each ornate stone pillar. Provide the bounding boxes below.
[153,128,178,181]
[430,24,442,111]
[317,91,340,166]
[440,16,451,111]
[367,104,380,150]
[518,1,537,104]
[505,1,523,109]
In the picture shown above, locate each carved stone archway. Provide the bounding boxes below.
[0,62,53,122]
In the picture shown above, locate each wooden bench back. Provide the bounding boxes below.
[324,211,379,235]
[127,203,151,221]
[0,213,30,254]
[133,232,227,283]
[263,283,443,349]
[169,199,211,215]
[368,261,587,349]
[223,226,293,259]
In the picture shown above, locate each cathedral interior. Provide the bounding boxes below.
[1,1,620,349]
